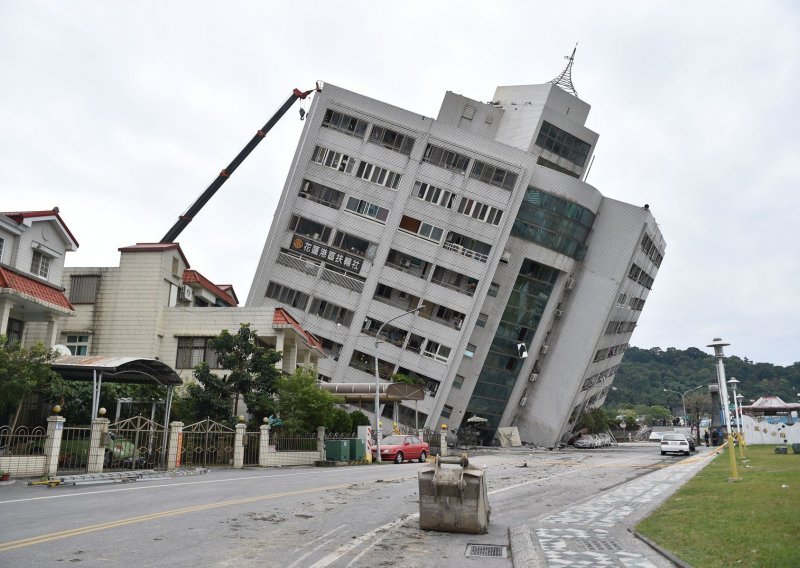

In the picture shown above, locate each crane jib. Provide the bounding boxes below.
[159,85,320,244]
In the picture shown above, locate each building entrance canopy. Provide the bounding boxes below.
[51,355,183,427]
[319,382,424,403]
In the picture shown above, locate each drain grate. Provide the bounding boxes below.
[578,538,622,552]
[465,544,508,558]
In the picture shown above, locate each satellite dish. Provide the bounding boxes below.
[53,344,72,356]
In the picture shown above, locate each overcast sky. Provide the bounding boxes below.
[2,1,798,366]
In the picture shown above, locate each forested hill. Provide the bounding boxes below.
[607,346,800,408]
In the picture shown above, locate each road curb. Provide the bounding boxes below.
[509,524,544,567]
[630,528,692,568]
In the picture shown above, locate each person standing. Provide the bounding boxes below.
[704,430,710,447]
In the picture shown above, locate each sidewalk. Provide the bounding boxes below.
[511,447,718,567]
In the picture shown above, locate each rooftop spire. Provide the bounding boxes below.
[547,43,579,98]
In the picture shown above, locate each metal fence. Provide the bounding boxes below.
[180,419,235,467]
[106,416,166,471]
[266,431,320,466]
[58,426,92,474]
[0,425,47,478]
[243,430,260,466]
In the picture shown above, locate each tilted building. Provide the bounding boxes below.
[247,73,665,446]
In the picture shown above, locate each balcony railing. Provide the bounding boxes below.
[442,242,488,263]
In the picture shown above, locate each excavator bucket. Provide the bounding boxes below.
[418,454,490,534]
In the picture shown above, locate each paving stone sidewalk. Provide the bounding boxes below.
[512,450,715,567]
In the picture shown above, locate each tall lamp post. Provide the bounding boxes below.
[707,338,741,481]
[726,378,743,434]
[663,385,704,424]
[374,306,422,463]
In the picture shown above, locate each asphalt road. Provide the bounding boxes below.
[0,443,690,567]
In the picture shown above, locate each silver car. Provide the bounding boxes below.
[660,433,691,456]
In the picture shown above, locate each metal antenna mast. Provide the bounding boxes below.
[548,43,579,98]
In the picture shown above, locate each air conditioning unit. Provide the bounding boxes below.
[399,258,411,268]
[540,344,549,354]
[529,373,538,383]
[180,285,194,302]
[554,309,563,318]
[363,318,373,330]
[519,396,528,407]
[565,278,575,290]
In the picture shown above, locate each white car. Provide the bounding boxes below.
[660,433,691,456]
[573,435,598,449]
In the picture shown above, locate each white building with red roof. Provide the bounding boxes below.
[53,242,323,381]
[0,208,78,347]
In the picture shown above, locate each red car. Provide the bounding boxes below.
[373,435,429,463]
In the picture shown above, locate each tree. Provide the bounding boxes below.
[349,410,371,428]
[0,336,58,429]
[209,324,283,418]
[328,407,352,434]
[274,367,343,433]
[182,362,236,425]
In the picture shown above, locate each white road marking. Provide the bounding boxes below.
[287,525,349,568]
[308,515,414,568]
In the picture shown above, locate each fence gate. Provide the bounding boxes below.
[106,416,166,471]
[181,419,235,467]
[57,426,92,475]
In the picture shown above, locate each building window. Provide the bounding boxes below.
[309,297,354,327]
[456,197,503,225]
[299,179,344,209]
[535,121,591,167]
[368,125,415,156]
[266,281,310,310]
[476,313,488,327]
[487,282,500,297]
[171,257,179,277]
[311,145,356,173]
[5,318,24,345]
[332,231,378,259]
[30,250,51,279]
[413,181,456,209]
[511,186,595,261]
[469,160,518,190]
[443,232,492,263]
[345,197,389,223]
[452,375,465,389]
[355,161,402,189]
[321,108,368,138]
[422,144,470,173]
[398,215,444,243]
[176,337,220,369]
[69,275,100,304]
[441,405,453,419]
[462,105,476,120]
[0,236,4,263]
[65,334,90,355]
[464,343,477,358]
[423,341,452,363]
[288,214,332,243]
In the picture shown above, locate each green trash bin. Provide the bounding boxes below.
[349,438,366,460]
[324,440,350,461]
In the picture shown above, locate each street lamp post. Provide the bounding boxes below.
[663,385,704,425]
[727,378,742,434]
[374,306,422,463]
[707,338,740,482]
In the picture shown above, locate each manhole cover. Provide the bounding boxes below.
[578,538,622,552]
[465,544,508,558]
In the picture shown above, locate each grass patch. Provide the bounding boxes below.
[636,445,800,567]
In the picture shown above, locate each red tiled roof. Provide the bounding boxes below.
[0,266,73,311]
[1,207,79,249]
[215,284,239,305]
[182,269,238,306]
[118,243,190,269]
[273,307,324,354]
